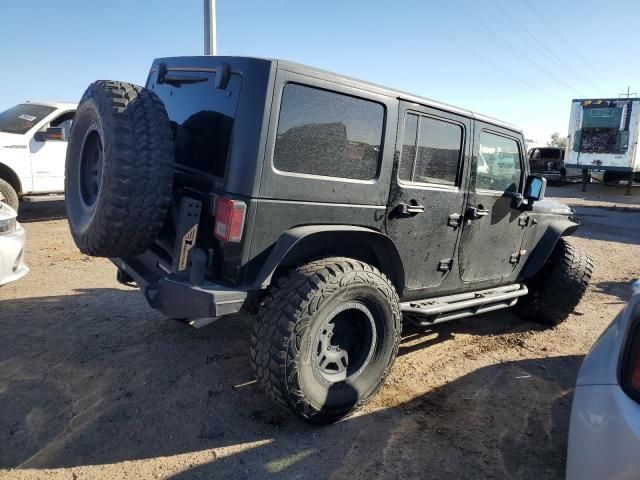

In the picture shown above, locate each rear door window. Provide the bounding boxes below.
[398,113,463,186]
[273,83,384,180]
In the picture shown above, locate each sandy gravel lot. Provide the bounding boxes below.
[1,183,639,479]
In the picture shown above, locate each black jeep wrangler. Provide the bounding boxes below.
[65,56,593,424]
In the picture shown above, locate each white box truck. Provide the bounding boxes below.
[566,98,640,184]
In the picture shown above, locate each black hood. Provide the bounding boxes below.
[531,198,573,216]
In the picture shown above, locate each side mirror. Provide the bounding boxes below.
[34,127,66,142]
[525,175,546,202]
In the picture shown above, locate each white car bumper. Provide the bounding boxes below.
[0,222,28,286]
[566,291,640,480]
[567,384,640,480]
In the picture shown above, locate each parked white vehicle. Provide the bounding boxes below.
[566,281,640,479]
[566,98,640,183]
[0,202,28,285]
[0,101,77,210]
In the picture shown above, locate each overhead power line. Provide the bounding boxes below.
[462,43,565,102]
[490,0,608,96]
[520,0,623,94]
[449,0,587,97]
[445,34,565,102]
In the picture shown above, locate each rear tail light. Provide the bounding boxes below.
[214,197,246,243]
[620,302,640,402]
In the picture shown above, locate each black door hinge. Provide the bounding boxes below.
[447,213,462,228]
[438,258,454,272]
[518,215,529,227]
[509,249,527,264]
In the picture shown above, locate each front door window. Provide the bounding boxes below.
[475,131,522,193]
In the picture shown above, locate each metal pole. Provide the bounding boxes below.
[626,143,637,196]
[204,0,217,55]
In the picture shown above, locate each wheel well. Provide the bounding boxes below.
[0,164,22,194]
[272,231,405,292]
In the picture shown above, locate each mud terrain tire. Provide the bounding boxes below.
[517,237,593,325]
[251,257,401,424]
[65,81,173,257]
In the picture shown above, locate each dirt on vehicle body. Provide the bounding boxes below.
[63,56,592,423]
[1,183,638,479]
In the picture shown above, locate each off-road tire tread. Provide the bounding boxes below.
[66,80,173,257]
[250,257,401,424]
[518,237,593,325]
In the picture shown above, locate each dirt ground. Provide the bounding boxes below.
[1,183,639,480]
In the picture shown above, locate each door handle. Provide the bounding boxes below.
[467,206,490,220]
[395,203,425,216]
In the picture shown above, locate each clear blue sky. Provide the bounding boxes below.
[1,0,637,144]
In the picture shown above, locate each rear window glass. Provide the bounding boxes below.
[274,83,384,180]
[531,148,562,160]
[150,70,242,178]
[0,104,55,134]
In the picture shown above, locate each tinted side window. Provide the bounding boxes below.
[476,131,522,193]
[274,84,384,180]
[399,113,418,181]
[398,114,463,186]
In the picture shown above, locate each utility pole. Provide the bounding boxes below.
[625,142,636,196]
[204,0,217,55]
[619,86,637,99]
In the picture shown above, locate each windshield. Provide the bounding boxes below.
[0,103,55,134]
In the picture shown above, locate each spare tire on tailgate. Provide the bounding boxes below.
[65,81,174,257]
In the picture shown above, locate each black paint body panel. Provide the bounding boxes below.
[122,55,579,312]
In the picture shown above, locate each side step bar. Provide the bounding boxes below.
[21,194,65,203]
[401,284,528,326]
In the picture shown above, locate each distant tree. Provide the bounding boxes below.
[547,132,567,149]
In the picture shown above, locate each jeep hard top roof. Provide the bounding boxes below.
[153,56,522,134]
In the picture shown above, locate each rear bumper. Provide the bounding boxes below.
[564,164,636,174]
[112,254,247,319]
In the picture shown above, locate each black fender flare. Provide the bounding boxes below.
[251,225,405,291]
[519,219,579,280]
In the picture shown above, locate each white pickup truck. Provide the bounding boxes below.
[0,101,77,210]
